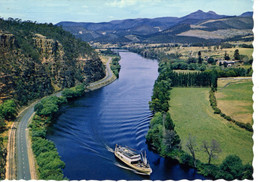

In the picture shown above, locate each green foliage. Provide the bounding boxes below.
[197,155,253,180]
[164,112,175,130]
[62,84,85,100]
[0,18,104,106]
[163,129,181,153]
[146,112,181,155]
[30,84,88,180]
[100,49,119,56]
[234,49,240,60]
[30,115,66,180]
[179,153,194,167]
[207,57,215,64]
[239,44,253,48]
[149,112,163,128]
[34,96,66,117]
[217,155,244,180]
[0,99,17,120]
[110,57,121,78]
[209,89,253,132]
[0,116,6,130]
[32,137,65,180]
[0,137,7,179]
[146,123,163,152]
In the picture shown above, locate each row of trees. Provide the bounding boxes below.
[209,89,253,132]
[0,100,17,179]
[185,134,252,180]
[31,96,67,180]
[146,112,181,154]
[149,63,218,114]
[144,50,253,180]
[0,137,7,179]
[110,57,121,78]
[31,84,87,180]
[30,115,66,180]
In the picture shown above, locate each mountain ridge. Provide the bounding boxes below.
[57,10,253,44]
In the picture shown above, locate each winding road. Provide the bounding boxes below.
[6,57,115,180]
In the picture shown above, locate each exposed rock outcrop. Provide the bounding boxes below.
[0,25,105,105]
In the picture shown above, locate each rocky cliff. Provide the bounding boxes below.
[0,19,105,105]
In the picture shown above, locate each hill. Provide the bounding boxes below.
[57,10,253,44]
[0,18,105,105]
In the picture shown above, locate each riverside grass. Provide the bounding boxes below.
[168,87,253,165]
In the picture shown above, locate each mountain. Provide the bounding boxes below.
[240,11,253,17]
[57,10,253,44]
[0,19,105,105]
[179,10,226,20]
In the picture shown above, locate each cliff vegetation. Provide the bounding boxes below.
[0,18,105,106]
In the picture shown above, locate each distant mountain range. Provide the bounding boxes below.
[57,10,253,44]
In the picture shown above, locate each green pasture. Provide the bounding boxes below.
[168,87,253,165]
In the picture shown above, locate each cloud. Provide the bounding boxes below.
[106,0,138,8]
[106,0,161,8]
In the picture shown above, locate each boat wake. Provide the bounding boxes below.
[105,144,114,153]
[114,162,149,176]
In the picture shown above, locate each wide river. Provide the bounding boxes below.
[47,51,205,180]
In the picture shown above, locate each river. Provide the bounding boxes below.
[47,51,205,180]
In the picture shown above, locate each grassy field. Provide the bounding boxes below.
[161,46,253,61]
[215,78,253,124]
[168,87,253,165]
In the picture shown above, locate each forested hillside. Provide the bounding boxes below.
[57,10,253,44]
[0,18,105,105]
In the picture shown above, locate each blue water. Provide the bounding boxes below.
[47,51,205,180]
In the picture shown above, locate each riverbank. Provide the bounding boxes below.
[87,57,116,91]
[5,55,117,180]
[28,56,118,180]
[129,48,253,180]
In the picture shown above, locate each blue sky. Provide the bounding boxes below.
[0,0,254,23]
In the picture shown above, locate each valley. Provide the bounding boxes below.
[0,7,254,181]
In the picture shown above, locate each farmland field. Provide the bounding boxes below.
[215,77,253,124]
[168,87,253,165]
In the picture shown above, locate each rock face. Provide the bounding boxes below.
[0,25,105,105]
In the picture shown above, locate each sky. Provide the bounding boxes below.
[0,0,254,24]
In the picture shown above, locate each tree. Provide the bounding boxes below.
[234,49,240,60]
[185,134,198,167]
[163,129,181,152]
[187,57,197,64]
[224,51,230,60]
[201,139,222,164]
[0,100,17,120]
[207,57,215,64]
[198,51,203,64]
[218,155,244,180]
[0,116,6,130]
[146,124,163,152]
[164,112,175,130]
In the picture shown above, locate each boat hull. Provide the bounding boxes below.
[114,150,152,175]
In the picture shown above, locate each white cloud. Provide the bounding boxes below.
[106,0,162,8]
[106,0,138,8]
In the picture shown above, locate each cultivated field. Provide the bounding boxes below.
[168,87,253,165]
[215,77,253,124]
[164,46,253,61]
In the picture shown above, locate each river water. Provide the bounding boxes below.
[47,51,205,180]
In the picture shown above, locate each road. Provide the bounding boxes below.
[6,57,115,180]
[87,57,116,90]
[16,105,35,180]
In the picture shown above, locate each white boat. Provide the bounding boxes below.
[114,144,152,175]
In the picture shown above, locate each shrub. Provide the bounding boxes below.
[0,100,17,120]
